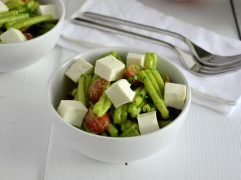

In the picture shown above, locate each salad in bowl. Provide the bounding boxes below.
[48,47,191,163]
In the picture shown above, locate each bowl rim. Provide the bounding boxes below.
[0,0,65,47]
[47,46,191,141]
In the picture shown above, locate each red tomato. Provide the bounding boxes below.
[125,64,142,86]
[88,78,109,103]
[84,109,110,134]
[23,33,33,40]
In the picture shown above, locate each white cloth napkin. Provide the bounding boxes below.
[58,0,241,114]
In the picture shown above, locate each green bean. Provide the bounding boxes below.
[132,87,146,106]
[9,15,53,30]
[26,0,39,12]
[6,0,24,10]
[121,120,133,132]
[121,123,140,137]
[0,10,19,17]
[142,103,156,113]
[128,87,147,118]
[145,69,162,98]
[150,52,157,69]
[77,75,86,106]
[107,123,118,137]
[128,105,142,118]
[138,71,169,119]
[16,5,29,13]
[113,104,128,125]
[93,93,112,117]
[144,52,157,69]
[0,13,29,27]
[83,74,92,104]
[151,69,165,95]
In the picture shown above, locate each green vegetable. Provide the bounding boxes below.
[142,103,156,113]
[26,0,39,12]
[6,0,24,10]
[145,69,162,98]
[83,74,92,103]
[93,93,112,117]
[107,123,118,137]
[9,15,53,30]
[121,122,140,137]
[76,74,93,106]
[76,75,86,106]
[113,104,128,125]
[0,13,29,27]
[144,52,157,69]
[151,69,165,95]
[138,71,169,119]
[0,10,19,17]
[128,87,147,118]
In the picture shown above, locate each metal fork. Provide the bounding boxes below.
[71,13,241,75]
[83,12,241,67]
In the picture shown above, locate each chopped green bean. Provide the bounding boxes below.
[93,93,112,117]
[121,123,140,137]
[0,10,19,17]
[77,75,86,106]
[0,13,29,27]
[113,104,128,124]
[138,71,169,119]
[107,123,118,137]
[6,0,24,10]
[151,69,165,95]
[144,52,157,69]
[145,69,162,98]
[9,15,53,30]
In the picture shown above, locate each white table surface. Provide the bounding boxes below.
[1,0,241,180]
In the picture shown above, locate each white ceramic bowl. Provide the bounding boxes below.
[47,47,191,163]
[0,0,65,72]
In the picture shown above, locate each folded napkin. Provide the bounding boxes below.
[58,0,241,114]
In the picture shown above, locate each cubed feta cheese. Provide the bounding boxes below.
[0,1,8,13]
[164,82,187,110]
[57,100,88,127]
[105,79,135,108]
[137,111,159,135]
[94,55,125,81]
[38,4,58,20]
[126,53,145,67]
[65,58,93,83]
[0,28,26,44]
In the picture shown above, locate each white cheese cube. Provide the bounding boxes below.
[0,28,26,44]
[137,111,159,135]
[105,79,135,108]
[0,1,8,13]
[164,82,187,110]
[57,100,88,127]
[38,4,58,20]
[94,55,125,81]
[126,53,145,67]
[65,58,93,83]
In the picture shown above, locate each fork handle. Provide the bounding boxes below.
[72,17,197,70]
[83,12,186,42]
[72,17,178,51]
